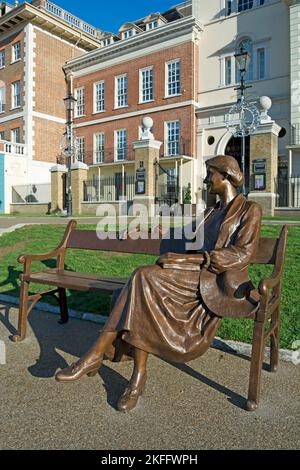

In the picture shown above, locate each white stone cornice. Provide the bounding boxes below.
[64,17,203,75]
[50,164,67,173]
[132,139,162,150]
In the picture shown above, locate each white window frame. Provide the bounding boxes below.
[94,81,105,114]
[103,38,111,46]
[256,46,266,80]
[75,87,85,117]
[0,87,5,113]
[139,66,154,103]
[94,132,105,164]
[225,56,233,86]
[76,136,85,162]
[122,29,135,40]
[12,42,21,63]
[0,50,5,69]
[0,131,5,141]
[115,129,127,161]
[165,59,181,98]
[220,40,268,86]
[11,81,21,109]
[11,127,20,143]
[147,20,159,31]
[115,74,128,109]
[223,0,266,17]
[165,121,180,157]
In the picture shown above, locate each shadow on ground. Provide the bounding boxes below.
[0,302,259,412]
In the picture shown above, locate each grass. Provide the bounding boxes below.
[0,223,299,349]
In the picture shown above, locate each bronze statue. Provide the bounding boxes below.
[55,155,262,412]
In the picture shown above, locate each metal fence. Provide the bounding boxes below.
[84,176,135,203]
[12,183,51,204]
[275,176,300,208]
[73,140,192,165]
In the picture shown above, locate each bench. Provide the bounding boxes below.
[13,220,288,411]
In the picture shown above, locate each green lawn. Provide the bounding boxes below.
[0,224,299,349]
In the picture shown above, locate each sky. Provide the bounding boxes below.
[25,1,182,33]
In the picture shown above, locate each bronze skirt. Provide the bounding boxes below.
[103,264,221,364]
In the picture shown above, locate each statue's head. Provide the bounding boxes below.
[204,155,244,195]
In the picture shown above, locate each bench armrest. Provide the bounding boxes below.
[18,248,64,264]
[258,267,282,296]
[18,220,77,275]
[18,247,65,275]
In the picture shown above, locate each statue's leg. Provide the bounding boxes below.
[117,347,149,412]
[55,331,118,382]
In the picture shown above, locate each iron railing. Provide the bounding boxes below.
[73,140,192,166]
[84,175,135,203]
[160,139,192,158]
[275,176,300,208]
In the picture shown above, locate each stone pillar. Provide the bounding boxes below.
[132,139,162,218]
[248,121,281,216]
[71,162,88,215]
[50,165,67,214]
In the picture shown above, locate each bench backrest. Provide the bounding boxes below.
[65,223,288,269]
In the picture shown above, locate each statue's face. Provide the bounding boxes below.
[204,166,226,195]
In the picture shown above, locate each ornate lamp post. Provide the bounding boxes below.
[225,45,260,194]
[64,93,77,217]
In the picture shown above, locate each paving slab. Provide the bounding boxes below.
[0,303,299,450]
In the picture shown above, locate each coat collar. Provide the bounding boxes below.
[214,193,247,249]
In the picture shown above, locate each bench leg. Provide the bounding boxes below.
[270,307,280,373]
[58,288,69,325]
[246,319,265,412]
[12,281,29,343]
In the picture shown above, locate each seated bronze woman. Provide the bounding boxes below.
[55,155,262,412]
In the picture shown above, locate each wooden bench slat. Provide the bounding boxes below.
[26,270,127,293]
[43,269,128,285]
[67,230,162,255]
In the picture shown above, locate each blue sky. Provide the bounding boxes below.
[27,1,180,33]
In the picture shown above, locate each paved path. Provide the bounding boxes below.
[0,304,299,450]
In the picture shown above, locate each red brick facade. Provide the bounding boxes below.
[0,30,25,141]
[73,40,198,165]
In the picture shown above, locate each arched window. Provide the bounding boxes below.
[238,0,254,12]
[237,38,254,81]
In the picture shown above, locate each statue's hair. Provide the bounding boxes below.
[205,155,244,188]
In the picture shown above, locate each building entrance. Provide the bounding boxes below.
[225,136,250,192]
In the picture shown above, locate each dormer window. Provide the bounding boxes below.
[147,20,158,30]
[122,29,134,40]
[103,38,111,46]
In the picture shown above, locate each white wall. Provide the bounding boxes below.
[4,155,53,212]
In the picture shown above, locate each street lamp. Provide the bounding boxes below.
[64,93,77,217]
[225,45,260,195]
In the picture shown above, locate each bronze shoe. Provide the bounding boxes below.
[117,373,147,413]
[55,357,103,383]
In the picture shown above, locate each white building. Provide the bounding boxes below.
[192,0,298,206]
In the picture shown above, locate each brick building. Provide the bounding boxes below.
[64,2,201,208]
[0,0,101,213]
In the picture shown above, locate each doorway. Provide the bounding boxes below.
[225,136,250,192]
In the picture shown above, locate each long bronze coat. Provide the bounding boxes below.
[103,194,262,364]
